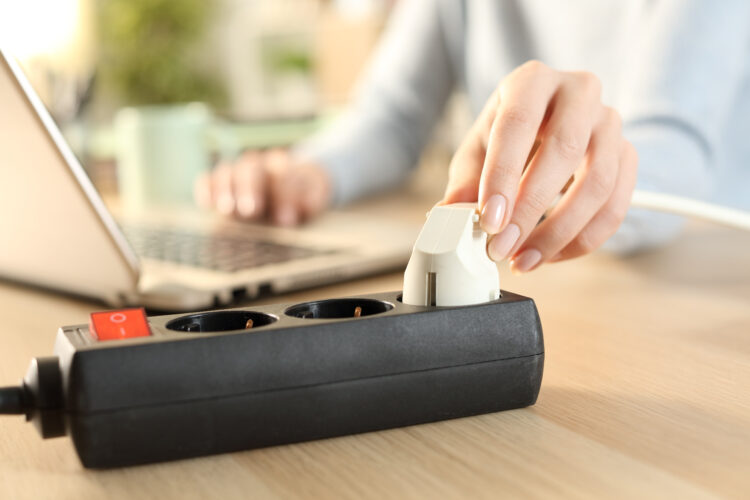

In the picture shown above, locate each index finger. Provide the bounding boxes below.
[478,61,560,234]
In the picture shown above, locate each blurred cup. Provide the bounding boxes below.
[114,102,235,209]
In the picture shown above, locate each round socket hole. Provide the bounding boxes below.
[166,311,277,333]
[285,298,393,319]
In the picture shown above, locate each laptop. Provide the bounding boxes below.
[0,49,417,311]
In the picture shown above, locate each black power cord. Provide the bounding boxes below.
[0,385,26,414]
[0,357,65,438]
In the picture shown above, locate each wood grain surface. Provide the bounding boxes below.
[1,219,748,499]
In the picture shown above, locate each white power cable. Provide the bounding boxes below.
[631,190,750,232]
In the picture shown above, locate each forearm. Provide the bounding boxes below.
[296,0,456,205]
[296,102,433,205]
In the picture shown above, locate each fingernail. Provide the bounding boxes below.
[487,223,520,261]
[216,193,235,215]
[480,194,507,234]
[237,195,257,217]
[510,249,542,274]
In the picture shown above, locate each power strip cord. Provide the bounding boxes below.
[630,190,750,232]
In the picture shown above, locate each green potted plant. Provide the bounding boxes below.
[96,0,224,107]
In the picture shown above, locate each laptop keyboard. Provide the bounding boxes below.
[123,225,334,273]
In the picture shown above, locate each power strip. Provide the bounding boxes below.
[0,290,544,468]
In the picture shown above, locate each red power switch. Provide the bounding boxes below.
[89,308,151,341]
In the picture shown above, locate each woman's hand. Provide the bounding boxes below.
[194,149,331,226]
[441,60,638,272]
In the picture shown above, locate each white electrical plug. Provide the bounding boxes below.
[402,203,501,307]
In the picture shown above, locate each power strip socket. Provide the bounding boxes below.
[4,290,544,468]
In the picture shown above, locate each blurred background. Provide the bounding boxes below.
[0,0,460,207]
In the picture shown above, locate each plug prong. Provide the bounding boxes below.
[353,306,362,317]
[245,319,254,329]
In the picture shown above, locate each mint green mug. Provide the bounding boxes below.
[114,103,236,210]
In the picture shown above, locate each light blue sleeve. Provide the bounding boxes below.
[606,0,750,253]
[295,0,457,205]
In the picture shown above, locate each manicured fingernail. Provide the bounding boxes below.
[480,194,507,234]
[510,249,542,274]
[237,195,257,217]
[487,223,520,262]
[216,193,235,215]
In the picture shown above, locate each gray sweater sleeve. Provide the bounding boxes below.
[606,0,750,253]
[295,0,457,204]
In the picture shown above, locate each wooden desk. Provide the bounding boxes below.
[1,221,748,499]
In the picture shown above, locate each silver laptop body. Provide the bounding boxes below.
[0,49,416,310]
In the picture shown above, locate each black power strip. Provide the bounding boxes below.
[0,290,544,468]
